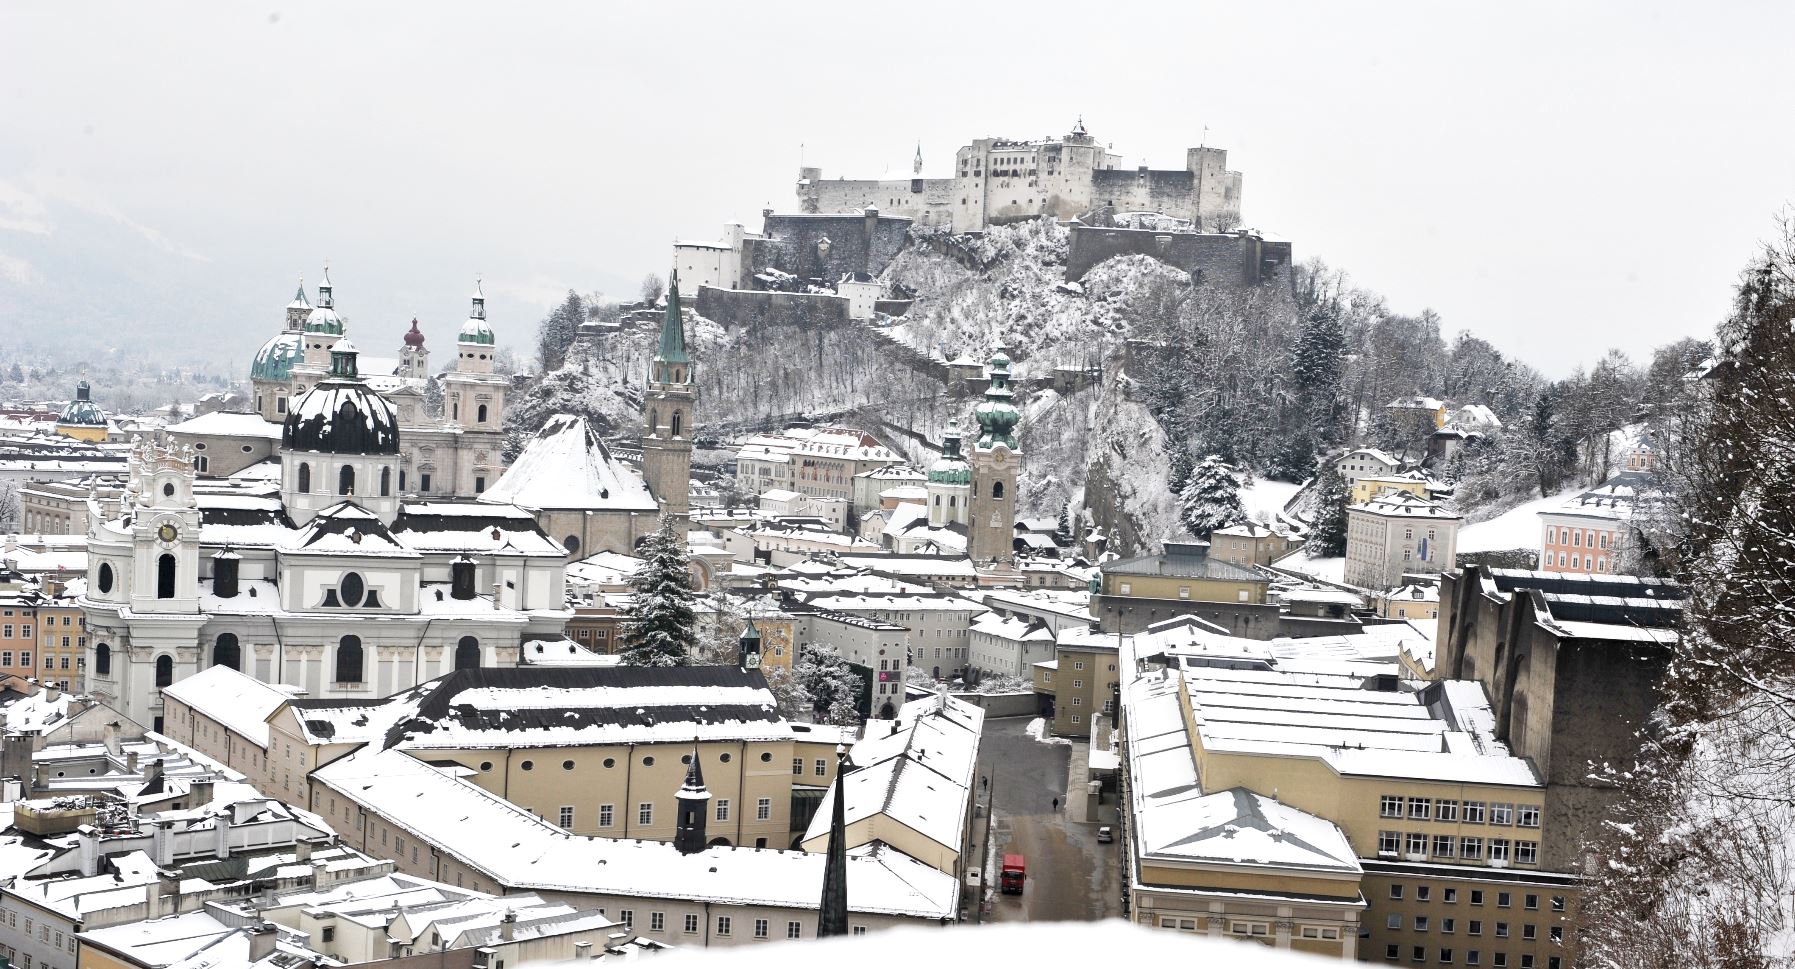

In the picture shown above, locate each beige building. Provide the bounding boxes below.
[1119,652,1575,968]
[1350,471,1433,506]
[1209,521,1300,568]
[1091,540,1277,638]
[1047,628,1123,737]
[1376,582,1441,621]
[1345,491,1461,591]
[734,427,903,503]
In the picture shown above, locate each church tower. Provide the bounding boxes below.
[673,746,711,855]
[641,272,695,524]
[968,349,1022,566]
[926,418,971,528]
[399,318,429,380]
[290,265,344,400]
[439,280,508,496]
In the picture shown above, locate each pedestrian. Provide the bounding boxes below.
[1051,796,1059,811]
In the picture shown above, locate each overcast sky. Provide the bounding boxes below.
[2,2,1791,374]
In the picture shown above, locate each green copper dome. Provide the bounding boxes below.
[974,350,1020,450]
[251,331,304,382]
[928,418,972,484]
[460,279,496,345]
[56,381,107,427]
[304,306,344,335]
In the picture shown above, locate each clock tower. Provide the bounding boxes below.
[968,349,1022,566]
[127,439,203,615]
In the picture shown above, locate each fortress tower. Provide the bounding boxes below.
[641,272,695,525]
[968,349,1021,566]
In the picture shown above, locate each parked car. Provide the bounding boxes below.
[1096,826,1114,844]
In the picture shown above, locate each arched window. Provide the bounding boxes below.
[992,480,1005,500]
[297,463,311,493]
[650,408,659,432]
[95,643,111,676]
[455,636,481,671]
[672,411,682,437]
[213,633,240,671]
[154,655,174,689]
[380,466,392,497]
[476,404,488,424]
[339,464,355,496]
[156,554,176,599]
[335,636,364,683]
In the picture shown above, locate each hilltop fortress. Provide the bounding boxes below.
[797,119,1243,232]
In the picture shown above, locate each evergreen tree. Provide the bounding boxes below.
[1177,454,1245,539]
[619,517,697,667]
[1291,307,1345,442]
[535,290,586,373]
[1307,462,1349,557]
[792,643,864,726]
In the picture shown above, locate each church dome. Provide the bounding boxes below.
[403,318,426,347]
[458,316,495,345]
[282,375,400,455]
[305,305,344,335]
[56,381,107,427]
[928,418,972,484]
[251,331,304,382]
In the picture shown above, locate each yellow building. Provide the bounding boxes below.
[32,580,87,691]
[1351,472,1432,506]
[1376,582,1441,622]
[1091,540,1277,638]
[1049,630,1124,737]
[1119,652,1577,967]
[52,381,110,442]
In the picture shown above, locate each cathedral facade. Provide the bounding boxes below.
[83,340,568,732]
[249,269,506,500]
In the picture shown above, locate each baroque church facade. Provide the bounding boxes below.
[249,269,507,500]
[82,339,569,732]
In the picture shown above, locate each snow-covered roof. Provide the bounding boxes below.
[735,426,902,465]
[315,747,956,917]
[166,411,285,441]
[479,414,656,513]
[1349,490,1459,520]
[159,666,295,748]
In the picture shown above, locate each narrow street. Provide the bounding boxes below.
[971,717,1122,924]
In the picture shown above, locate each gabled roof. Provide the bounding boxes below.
[479,414,656,513]
[160,666,294,748]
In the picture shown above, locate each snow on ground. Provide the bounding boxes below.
[1240,477,1302,524]
[655,919,1336,966]
[1026,717,1072,746]
[1456,488,1573,554]
[1279,553,1346,585]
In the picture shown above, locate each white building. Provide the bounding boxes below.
[1334,447,1401,488]
[968,611,1055,679]
[671,222,758,293]
[79,344,567,733]
[734,427,903,503]
[1344,491,1461,591]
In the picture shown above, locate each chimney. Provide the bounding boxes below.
[154,868,180,917]
[310,859,327,889]
[103,721,122,757]
[44,683,60,704]
[190,779,215,808]
[77,824,99,877]
[247,922,278,963]
[295,838,313,863]
[151,819,174,866]
[499,909,517,942]
[492,581,504,610]
[125,750,139,773]
[212,806,231,860]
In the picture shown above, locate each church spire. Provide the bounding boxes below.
[817,745,850,937]
[656,271,689,365]
[913,141,923,175]
[673,744,711,856]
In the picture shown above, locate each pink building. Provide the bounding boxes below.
[1536,472,1650,575]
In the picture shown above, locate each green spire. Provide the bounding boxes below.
[974,348,1020,450]
[656,271,690,365]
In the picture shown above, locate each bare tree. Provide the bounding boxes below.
[640,273,665,305]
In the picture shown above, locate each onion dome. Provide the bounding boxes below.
[928,418,972,484]
[251,331,304,382]
[57,381,107,427]
[403,318,426,347]
[282,342,400,455]
[973,349,1020,450]
[304,304,344,335]
[459,279,495,345]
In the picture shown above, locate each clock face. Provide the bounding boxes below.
[157,523,178,543]
[744,650,760,668]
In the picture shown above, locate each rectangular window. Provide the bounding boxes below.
[559,806,574,828]
[1379,831,1401,854]
[715,799,730,822]
[1498,892,1512,908]
[1415,916,1430,932]
[1386,945,1400,961]
[650,913,664,932]
[1408,797,1432,820]
[1489,803,1515,826]
[1445,889,1459,904]
[1517,805,1541,828]
[1467,953,1480,967]
[715,916,731,937]
[1462,801,1487,824]
[1524,894,1539,910]
[1380,795,1404,818]
[1436,799,1459,822]
[1461,837,1484,859]
[1516,841,1538,864]
[815,759,827,776]
[599,804,614,827]
[793,758,803,775]
[1550,896,1566,913]
[754,918,769,939]
[683,914,698,934]
[1407,832,1428,856]
[1390,884,1405,900]
[1490,839,1511,863]
[638,802,653,826]
[1442,918,1455,934]
[1387,915,1403,930]
[1523,924,1537,941]
[1469,920,1482,935]
[619,910,633,929]
[1495,922,1509,938]
[1441,950,1454,965]
[1434,835,1457,857]
[787,921,802,939]
[757,797,772,821]
[1418,886,1432,902]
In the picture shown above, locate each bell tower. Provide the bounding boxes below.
[126,439,203,615]
[968,349,1022,566]
[641,272,695,524]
